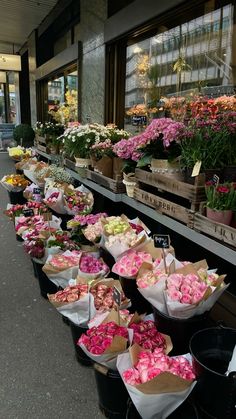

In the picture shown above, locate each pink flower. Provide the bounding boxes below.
[180,294,192,304]
[167,289,182,301]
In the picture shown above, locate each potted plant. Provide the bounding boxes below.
[205,181,236,225]
[13,124,35,148]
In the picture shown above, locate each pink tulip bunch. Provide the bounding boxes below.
[44,191,60,203]
[130,320,166,351]
[112,251,152,278]
[79,321,128,354]
[79,254,108,274]
[123,348,196,385]
[49,284,89,303]
[166,273,208,305]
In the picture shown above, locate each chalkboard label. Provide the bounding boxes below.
[131,116,147,126]
[212,174,220,186]
[22,209,34,217]
[33,188,41,194]
[153,234,170,249]
[113,286,122,306]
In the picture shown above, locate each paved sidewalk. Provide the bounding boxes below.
[0,153,103,419]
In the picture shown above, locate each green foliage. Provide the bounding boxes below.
[13,124,35,147]
[205,183,236,211]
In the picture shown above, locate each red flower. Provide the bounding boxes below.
[205,180,214,186]
[216,186,230,193]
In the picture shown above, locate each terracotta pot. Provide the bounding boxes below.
[206,208,233,225]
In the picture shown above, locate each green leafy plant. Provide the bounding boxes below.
[13,124,35,147]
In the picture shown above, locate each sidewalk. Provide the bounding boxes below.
[0,153,103,419]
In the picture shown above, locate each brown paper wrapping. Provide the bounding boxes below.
[94,156,113,178]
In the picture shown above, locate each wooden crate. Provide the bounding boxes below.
[37,144,47,153]
[64,158,76,171]
[135,169,206,211]
[133,187,194,226]
[36,135,47,153]
[86,169,126,193]
[193,212,236,248]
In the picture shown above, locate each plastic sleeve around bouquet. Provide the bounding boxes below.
[0,176,27,192]
[117,348,196,419]
[64,185,94,216]
[48,292,91,326]
[105,231,150,261]
[42,250,81,289]
[44,187,67,214]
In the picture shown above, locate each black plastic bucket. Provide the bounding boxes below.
[120,276,152,314]
[153,306,209,355]
[8,190,27,205]
[31,258,38,278]
[70,321,93,366]
[15,169,23,175]
[94,363,129,418]
[33,260,58,298]
[126,397,199,419]
[16,234,24,242]
[190,326,236,419]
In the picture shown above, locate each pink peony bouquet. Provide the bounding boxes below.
[112,250,152,278]
[117,345,196,419]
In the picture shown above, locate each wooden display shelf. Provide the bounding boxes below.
[86,169,126,193]
[193,212,236,249]
[64,158,76,171]
[135,168,206,211]
[133,187,194,226]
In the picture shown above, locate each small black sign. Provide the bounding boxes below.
[153,234,170,249]
[131,116,147,126]
[33,188,41,194]
[212,174,220,186]
[22,209,34,217]
[113,286,122,306]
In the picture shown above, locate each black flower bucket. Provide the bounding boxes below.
[94,363,129,419]
[190,326,236,419]
[32,260,58,298]
[120,276,152,315]
[69,321,93,366]
[126,397,199,419]
[8,190,27,205]
[153,306,210,355]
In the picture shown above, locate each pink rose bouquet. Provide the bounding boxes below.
[48,283,91,326]
[117,346,196,419]
[78,321,130,367]
[112,250,152,278]
[89,280,128,311]
[42,250,82,288]
[78,254,109,279]
[47,252,81,270]
[129,320,167,352]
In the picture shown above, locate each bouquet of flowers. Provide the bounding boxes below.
[48,284,91,326]
[138,259,228,319]
[117,345,196,419]
[67,212,107,246]
[4,202,48,220]
[42,250,82,288]
[78,316,131,368]
[112,250,152,278]
[77,253,109,280]
[64,185,94,215]
[89,279,129,312]
[15,214,61,240]
[1,174,30,192]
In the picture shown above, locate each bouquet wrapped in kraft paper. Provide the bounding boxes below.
[78,310,133,369]
[64,184,94,216]
[137,257,229,319]
[87,278,130,314]
[48,284,91,326]
[117,344,196,419]
[77,253,109,281]
[42,250,82,288]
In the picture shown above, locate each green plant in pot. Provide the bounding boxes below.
[205,181,236,225]
[13,124,35,148]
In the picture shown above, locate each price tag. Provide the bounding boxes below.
[212,174,220,187]
[153,234,170,249]
[191,161,202,177]
[22,209,34,217]
[113,286,122,306]
[33,188,41,194]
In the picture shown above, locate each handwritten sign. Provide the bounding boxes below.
[212,174,220,187]
[113,286,122,306]
[153,234,170,249]
[131,116,147,126]
[33,188,41,194]
[22,209,34,217]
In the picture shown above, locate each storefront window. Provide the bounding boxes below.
[124,2,235,132]
[0,83,6,123]
[47,68,78,124]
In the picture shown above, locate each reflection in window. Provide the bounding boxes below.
[124,3,234,131]
[0,83,6,123]
[47,69,78,124]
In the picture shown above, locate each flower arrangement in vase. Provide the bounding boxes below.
[205,181,236,225]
